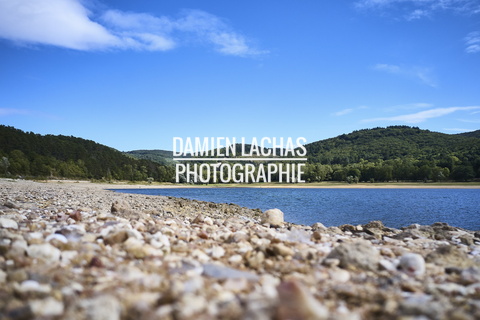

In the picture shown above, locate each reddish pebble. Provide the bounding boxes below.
[69,210,82,222]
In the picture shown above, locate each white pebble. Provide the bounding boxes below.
[398,253,425,277]
[0,218,18,229]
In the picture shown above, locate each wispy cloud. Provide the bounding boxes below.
[363,106,480,123]
[457,118,480,123]
[355,0,480,18]
[374,63,437,87]
[334,108,354,116]
[0,108,31,117]
[333,106,368,116]
[356,0,480,53]
[0,0,266,57]
[405,9,430,21]
[465,31,480,54]
[443,128,476,133]
[384,102,433,112]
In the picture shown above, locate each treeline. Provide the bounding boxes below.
[1,125,479,183]
[0,125,174,182]
[303,126,480,182]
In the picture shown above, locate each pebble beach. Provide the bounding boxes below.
[1,179,480,319]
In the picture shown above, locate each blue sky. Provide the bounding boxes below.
[1,0,479,151]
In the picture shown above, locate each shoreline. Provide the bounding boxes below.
[38,179,480,189]
[1,179,480,319]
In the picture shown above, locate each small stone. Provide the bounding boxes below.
[311,222,327,231]
[69,210,82,222]
[228,231,249,243]
[203,263,259,281]
[4,201,19,209]
[27,243,61,263]
[228,254,243,264]
[459,234,474,245]
[204,216,214,226]
[277,280,329,320]
[261,208,284,227]
[325,240,380,271]
[29,297,64,317]
[124,237,148,258]
[88,256,105,268]
[398,253,425,277]
[312,231,323,241]
[111,200,131,213]
[8,269,28,282]
[461,267,480,285]
[329,269,351,283]
[104,229,130,245]
[0,217,18,229]
[207,245,225,259]
[15,280,52,297]
[426,244,474,269]
[81,295,121,320]
[379,259,397,272]
[46,233,68,244]
[0,269,6,283]
[272,243,294,257]
[323,258,340,268]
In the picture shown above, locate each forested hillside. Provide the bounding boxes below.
[125,149,173,165]
[0,125,174,181]
[1,125,479,183]
[303,126,480,182]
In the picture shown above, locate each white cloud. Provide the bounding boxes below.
[385,102,433,112]
[443,128,476,133]
[465,31,480,54]
[0,0,266,56]
[374,63,401,73]
[406,9,430,20]
[333,106,369,116]
[457,118,480,123]
[374,63,437,87]
[363,106,480,123]
[0,0,118,50]
[334,108,354,116]
[172,9,266,56]
[0,108,30,117]
[355,0,480,17]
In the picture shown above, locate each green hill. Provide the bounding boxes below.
[0,125,174,182]
[457,129,480,139]
[125,149,174,165]
[2,125,479,183]
[303,126,480,182]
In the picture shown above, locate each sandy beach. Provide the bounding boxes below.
[1,178,480,319]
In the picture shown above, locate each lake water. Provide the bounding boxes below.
[112,188,480,231]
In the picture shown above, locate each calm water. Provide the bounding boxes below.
[112,188,480,230]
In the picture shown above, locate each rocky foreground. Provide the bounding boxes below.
[0,180,480,320]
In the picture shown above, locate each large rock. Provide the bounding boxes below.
[325,240,380,271]
[261,208,284,227]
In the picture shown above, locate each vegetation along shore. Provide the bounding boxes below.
[1,179,479,319]
[1,125,480,184]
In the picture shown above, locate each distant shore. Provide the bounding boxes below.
[40,179,480,189]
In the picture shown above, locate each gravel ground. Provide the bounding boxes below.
[1,179,480,320]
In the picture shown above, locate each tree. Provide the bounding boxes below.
[1,156,10,176]
[451,165,475,181]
